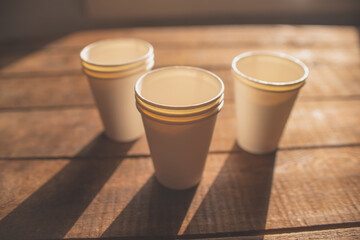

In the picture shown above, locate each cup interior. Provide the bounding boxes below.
[234,53,306,84]
[136,67,224,107]
[80,39,152,66]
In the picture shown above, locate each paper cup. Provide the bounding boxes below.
[80,38,154,142]
[232,51,309,154]
[135,66,224,190]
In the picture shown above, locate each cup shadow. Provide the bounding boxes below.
[183,143,276,238]
[0,133,134,240]
[101,176,197,238]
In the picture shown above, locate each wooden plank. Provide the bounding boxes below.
[299,65,360,99]
[0,157,151,240]
[0,74,94,109]
[0,100,359,158]
[70,147,360,237]
[1,25,358,49]
[53,25,360,48]
[212,99,360,150]
[215,227,360,239]
[0,45,358,77]
[279,100,360,148]
[1,65,359,109]
[265,228,360,240]
[0,159,69,221]
[0,147,358,239]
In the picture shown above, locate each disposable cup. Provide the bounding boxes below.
[135,66,224,189]
[232,51,309,154]
[80,38,154,142]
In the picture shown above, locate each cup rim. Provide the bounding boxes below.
[80,38,154,67]
[135,66,225,110]
[231,51,309,87]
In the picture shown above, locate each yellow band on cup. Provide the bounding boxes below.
[135,93,224,117]
[83,60,154,79]
[137,100,224,124]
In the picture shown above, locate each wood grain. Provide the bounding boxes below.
[0,74,93,109]
[0,147,358,239]
[0,159,69,221]
[1,46,358,77]
[2,25,358,49]
[1,65,359,109]
[0,100,359,158]
[0,25,359,239]
[215,227,360,239]
[265,228,360,240]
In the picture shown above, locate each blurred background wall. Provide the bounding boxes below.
[0,0,359,42]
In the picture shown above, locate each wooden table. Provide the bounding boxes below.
[0,25,359,239]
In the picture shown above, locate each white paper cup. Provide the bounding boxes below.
[80,38,154,142]
[135,66,224,190]
[232,52,309,154]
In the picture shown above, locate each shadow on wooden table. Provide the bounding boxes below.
[101,143,275,239]
[0,33,70,71]
[183,143,276,239]
[101,176,197,238]
[0,133,134,240]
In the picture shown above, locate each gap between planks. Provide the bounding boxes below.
[173,222,360,240]
[61,222,360,240]
[0,96,359,113]
[1,61,358,79]
[1,143,359,161]
[1,36,357,52]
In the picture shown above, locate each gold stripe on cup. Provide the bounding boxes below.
[136,100,224,124]
[82,60,154,80]
[135,94,224,117]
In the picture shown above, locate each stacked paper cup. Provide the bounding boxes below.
[80,38,154,142]
[135,66,224,189]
